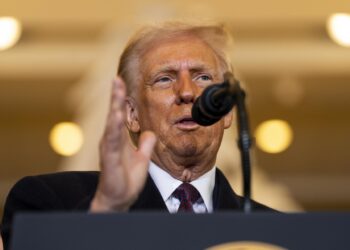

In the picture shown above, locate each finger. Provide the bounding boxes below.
[106,77,126,130]
[101,78,127,154]
[111,77,126,112]
[138,130,157,159]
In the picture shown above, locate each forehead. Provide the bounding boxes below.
[140,36,220,75]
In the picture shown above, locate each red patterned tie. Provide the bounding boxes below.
[173,183,201,212]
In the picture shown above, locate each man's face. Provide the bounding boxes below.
[127,35,232,180]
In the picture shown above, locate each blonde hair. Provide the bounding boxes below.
[117,21,234,96]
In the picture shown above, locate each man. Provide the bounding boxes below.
[1,22,272,249]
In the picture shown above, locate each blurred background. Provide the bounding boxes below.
[1,0,350,216]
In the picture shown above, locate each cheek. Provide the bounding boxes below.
[147,93,173,118]
[139,91,174,130]
[205,122,225,144]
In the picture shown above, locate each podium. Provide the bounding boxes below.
[10,212,350,250]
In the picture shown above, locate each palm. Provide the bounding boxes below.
[90,78,156,212]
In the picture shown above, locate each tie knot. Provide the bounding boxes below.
[173,183,201,204]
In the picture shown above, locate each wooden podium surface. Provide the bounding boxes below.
[10,212,350,250]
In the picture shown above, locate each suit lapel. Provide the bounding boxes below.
[213,168,242,211]
[130,174,168,211]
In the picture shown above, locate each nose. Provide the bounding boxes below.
[174,73,198,105]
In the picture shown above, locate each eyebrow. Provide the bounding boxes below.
[147,61,216,80]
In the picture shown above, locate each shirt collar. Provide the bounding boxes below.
[148,161,216,212]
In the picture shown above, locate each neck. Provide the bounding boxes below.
[151,149,216,182]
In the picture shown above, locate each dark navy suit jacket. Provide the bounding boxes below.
[1,169,273,249]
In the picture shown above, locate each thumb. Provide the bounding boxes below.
[138,130,157,159]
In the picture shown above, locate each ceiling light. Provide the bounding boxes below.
[49,122,84,156]
[327,13,350,47]
[255,119,293,154]
[0,16,22,51]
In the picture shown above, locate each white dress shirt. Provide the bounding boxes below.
[148,161,216,213]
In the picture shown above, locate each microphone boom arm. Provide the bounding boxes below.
[234,81,253,213]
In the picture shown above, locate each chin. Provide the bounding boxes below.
[175,141,202,158]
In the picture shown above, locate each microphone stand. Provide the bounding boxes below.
[234,81,253,213]
[191,72,253,213]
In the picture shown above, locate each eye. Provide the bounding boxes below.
[198,75,211,81]
[155,76,172,84]
[152,75,174,89]
[194,74,213,85]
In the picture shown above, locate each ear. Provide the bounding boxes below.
[125,96,140,133]
[223,109,234,129]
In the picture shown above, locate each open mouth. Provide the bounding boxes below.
[178,117,197,124]
[175,116,199,130]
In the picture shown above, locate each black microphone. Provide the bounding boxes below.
[192,72,239,126]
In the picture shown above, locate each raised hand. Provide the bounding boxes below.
[90,77,156,212]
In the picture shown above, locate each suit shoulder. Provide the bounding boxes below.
[215,168,278,212]
[5,171,99,211]
[28,171,100,192]
[1,171,99,249]
[239,196,279,212]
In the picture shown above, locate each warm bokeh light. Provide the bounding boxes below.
[327,13,350,47]
[255,120,293,154]
[49,122,83,156]
[0,16,22,51]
